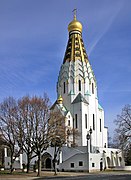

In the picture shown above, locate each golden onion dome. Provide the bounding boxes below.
[68,13,82,33]
[57,95,63,104]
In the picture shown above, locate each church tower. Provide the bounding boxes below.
[57,11,107,149]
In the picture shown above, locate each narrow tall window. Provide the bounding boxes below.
[85,114,87,129]
[73,118,75,128]
[63,82,66,93]
[78,80,81,91]
[92,83,94,94]
[68,120,70,126]
[100,119,101,132]
[93,114,95,130]
[75,114,78,128]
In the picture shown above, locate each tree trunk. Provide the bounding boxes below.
[26,153,31,173]
[54,146,57,175]
[54,161,57,175]
[10,154,14,174]
[37,152,42,177]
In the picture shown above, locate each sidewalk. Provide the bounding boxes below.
[0,170,131,180]
[0,171,87,180]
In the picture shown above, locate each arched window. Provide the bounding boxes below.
[68,120,70,126]
[92,83,94,94]
[78,80,81,91]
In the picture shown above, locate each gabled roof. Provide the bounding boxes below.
[50,100,57,110]
[98,103,103,111]
[50,100,68,116]
[72,93,88,104]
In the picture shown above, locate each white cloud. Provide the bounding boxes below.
[87,1,124,56]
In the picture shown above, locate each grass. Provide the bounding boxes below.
[0,170,37,176]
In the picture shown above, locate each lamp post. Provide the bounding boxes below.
[89,127,92,153]
[86,133,90,153]
[86,127,93,153]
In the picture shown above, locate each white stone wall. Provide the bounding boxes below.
[59,146,124,172]
[59,153,88,171]
[57,57,107,149]
[81,103,89,146]
[89,153,103,172]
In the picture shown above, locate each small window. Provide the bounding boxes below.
[71,163,74,168]
[79,161,83,166]
[92,163,95,167]
[92,83,94,94]
[63,82,66,93]
[100,119,101,132]
[78,80,81,91]
[68,120,70,126]
[85,114,87,129]
[93,114,95,130]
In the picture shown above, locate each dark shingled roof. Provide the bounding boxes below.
[72,93,89,104]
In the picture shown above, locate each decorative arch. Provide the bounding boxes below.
[41,152,52,169]
[119,157,122,166]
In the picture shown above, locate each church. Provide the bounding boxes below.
[3,12,125,172]
[46,12,125,172]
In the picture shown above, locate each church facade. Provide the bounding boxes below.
[3,13,125,172]
[49,13,125,172]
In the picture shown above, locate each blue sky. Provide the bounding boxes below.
[0,0,131,136]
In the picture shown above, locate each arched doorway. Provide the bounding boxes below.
[107,157,111,168]
[45,158,51,169]
[119,157,122,166]
[100,162,103,171]
[42,152,52,169]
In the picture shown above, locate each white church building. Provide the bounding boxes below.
[47,12,125,172]
[4,13,125,172]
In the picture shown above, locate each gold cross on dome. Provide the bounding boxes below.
[72,8,77,19]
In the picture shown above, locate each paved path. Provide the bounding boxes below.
[0,171,131,180]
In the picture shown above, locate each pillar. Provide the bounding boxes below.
[4,148,7,157]
[20,154,23,169]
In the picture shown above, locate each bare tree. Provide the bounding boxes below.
[0,97,21,173]
[48,111,66,175]
[28,94,50,176]
[108,132,114,148]
[48,110,79,175]
[114,104,131,165]
[16,96,36,173]
[0,94,51,176]
[0,134,7,167]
